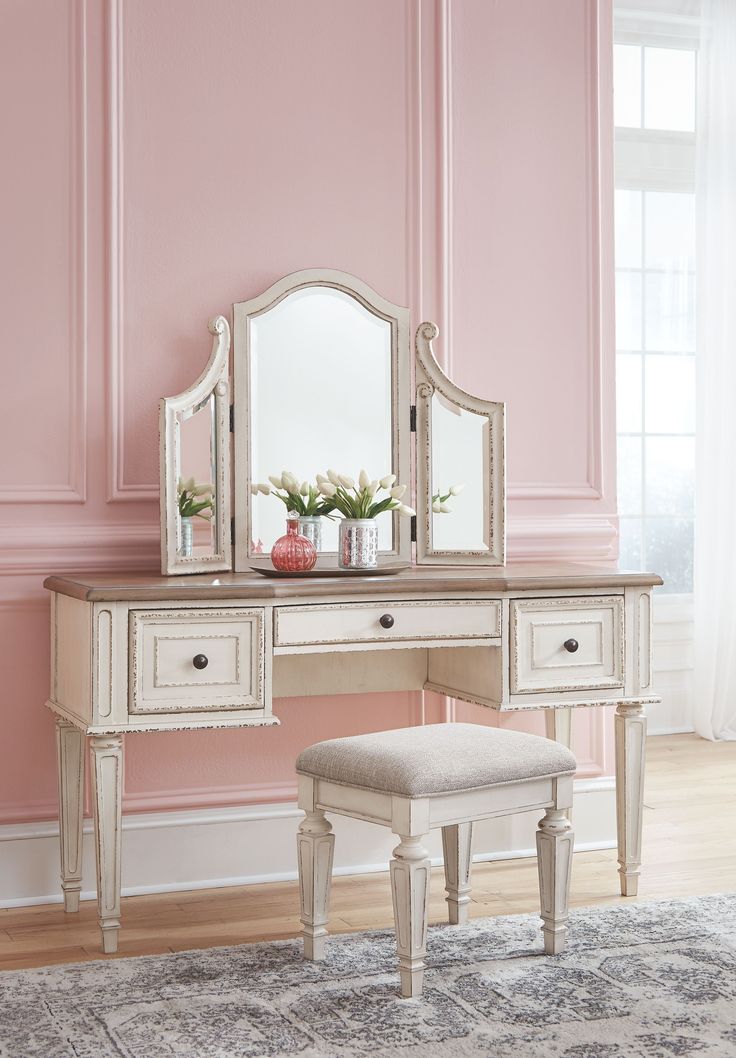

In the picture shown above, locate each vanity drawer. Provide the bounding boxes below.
[510,596,624,694]
[129,608,265,714]
[274,599,500,649]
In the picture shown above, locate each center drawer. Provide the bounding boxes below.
[274,599,501,649]
[129,608,265,714]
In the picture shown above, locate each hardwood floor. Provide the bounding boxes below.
[1,733,734,971]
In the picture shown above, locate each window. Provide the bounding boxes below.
[613,9,698,594]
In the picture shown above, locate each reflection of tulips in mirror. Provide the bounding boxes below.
[432,483,465,514]
[178,477,214,519]
[249,473,336,518]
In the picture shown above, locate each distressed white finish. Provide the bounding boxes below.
[415,321,505,566]
[46,568,658,951]
[55,719,85,912]
[536,806,574,954]
[442,822,473,924]
[511,596,624,694]
[89,735,123,953]
[232,269,412,569]
[159,316,232,576]
[297,766,573,998]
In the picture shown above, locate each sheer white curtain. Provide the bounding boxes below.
[694,0,736,740]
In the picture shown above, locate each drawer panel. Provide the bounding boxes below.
[510,596,624,694]
[275,599,500,648]
[129,608,265,714]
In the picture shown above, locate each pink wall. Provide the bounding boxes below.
[0,0,616,826]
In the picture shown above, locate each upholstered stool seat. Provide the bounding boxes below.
[295,722,576,998]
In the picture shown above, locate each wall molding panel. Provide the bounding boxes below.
[0,0,87,504]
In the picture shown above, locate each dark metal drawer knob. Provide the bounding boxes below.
[563,638,579,654]
[379,614,395,629]
[192,654,209,670]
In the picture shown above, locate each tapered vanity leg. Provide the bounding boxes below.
[89,735,123,954]
[297,809,335,961]
[442,822,473,924]
[615,702,647,896]
[536,808,574,955]
[390,835,431,998]
[55,719,85,913]
[545,707,573,750]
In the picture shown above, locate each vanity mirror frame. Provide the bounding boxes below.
[232,269,411,572]
[415,321,506,566]
[159,316,232,575]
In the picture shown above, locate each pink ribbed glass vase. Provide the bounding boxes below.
[271,514,317,572]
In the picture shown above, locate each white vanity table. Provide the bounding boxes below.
[44,270,661,953]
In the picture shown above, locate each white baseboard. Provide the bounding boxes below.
[0,778,615,908]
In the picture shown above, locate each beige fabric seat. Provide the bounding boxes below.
[295,722,577,999]
[297,722,576,796]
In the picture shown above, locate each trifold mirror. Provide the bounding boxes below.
[160,269,505,575]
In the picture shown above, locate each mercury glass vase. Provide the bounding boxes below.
[179,516,193,557]
[338,518,379,569]
[298,515,322,552]
[271,514,317,572]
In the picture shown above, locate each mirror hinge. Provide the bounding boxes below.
[229,404,234,432]
[409,404,417,432]
[410,515,417,543]
[230,517,235,546]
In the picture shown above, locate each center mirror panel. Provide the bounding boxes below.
[233,271,411,571]
[250,288,393,554]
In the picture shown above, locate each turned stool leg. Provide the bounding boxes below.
[442,822,473,924]
[536,808,574,955]
[297,809,334,961]
[390,835,431,998]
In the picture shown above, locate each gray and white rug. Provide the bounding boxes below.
[1,894,736,1058]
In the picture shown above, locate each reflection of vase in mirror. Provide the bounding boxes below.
[249,287,393,554]
[431,392,489,552]
[179,516,193,557]
[178,394,218,558]
[298,515,322,552]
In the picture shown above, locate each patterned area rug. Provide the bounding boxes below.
[1,894,735,1058]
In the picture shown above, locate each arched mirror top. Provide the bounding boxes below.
[232,269,411,570]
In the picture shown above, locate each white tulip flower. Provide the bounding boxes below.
[250,483,259,496]
[339,474,355,490]
[390,484,407,499]
[316,473,328,485]
[258,483,271,495]
[439,502,451,513]
[268,474,283,490]
[300,481,310,496]
[327,468,341,486]
[318,481,337,497]
[398,504,416,517]
[380,474,396,489]
[283,476,300,495]
[367,480,379,497]
[183,477,196,492]
[449,483,466,496]
[432,500,441,513]
[359,469,371,489]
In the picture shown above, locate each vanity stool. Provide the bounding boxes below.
[296,722,576,998]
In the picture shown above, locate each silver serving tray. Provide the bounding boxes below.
[249,558,411,578]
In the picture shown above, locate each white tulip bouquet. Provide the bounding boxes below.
[432,483,465,514]
[250,472,336,518]
[178,478,214,519]
[316,469,415,520]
